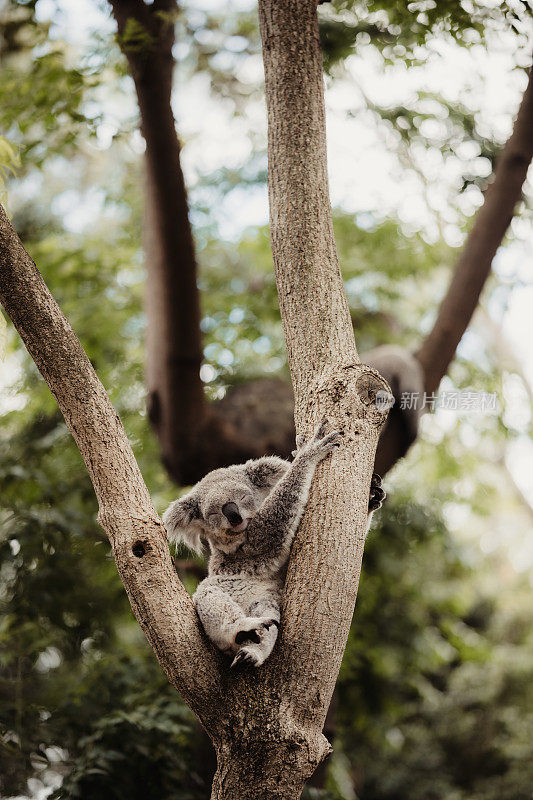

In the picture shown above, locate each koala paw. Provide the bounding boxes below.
[230,618,279,668]
[369,473,386,511]
[234,617,278,646]
[298,418,343,462]
[231,647,264,669]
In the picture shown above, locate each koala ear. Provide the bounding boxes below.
[162,492,203,555]
[245,456,289,489]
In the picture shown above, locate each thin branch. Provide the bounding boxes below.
[0,204,225,738]
[416,62,533,395]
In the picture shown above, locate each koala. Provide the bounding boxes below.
[163,420,385,669]
[363,345,425,448]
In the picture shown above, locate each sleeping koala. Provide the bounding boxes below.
[163,420,385,668]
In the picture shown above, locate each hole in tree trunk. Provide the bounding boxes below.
[132,541,147,558]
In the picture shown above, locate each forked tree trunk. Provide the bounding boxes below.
[0,0,389,796]
[2,1,530,794]
[0,187,386,797]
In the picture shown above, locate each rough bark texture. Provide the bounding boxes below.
[210,0,388,792]
[416,62,533,395]
[0,204,226,739]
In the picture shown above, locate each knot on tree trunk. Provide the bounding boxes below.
[355,365,394,425]
[307,362,392,433]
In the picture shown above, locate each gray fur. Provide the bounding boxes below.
[363,345,424,444]
[163,421,383,668]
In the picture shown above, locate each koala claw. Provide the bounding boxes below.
[369,473,386,511]
[315,418,329,439]
[231,648,261,669]
[293,419,344,458]
[320,430,343,448]
[295,432,307,452]
[295,420,343,462]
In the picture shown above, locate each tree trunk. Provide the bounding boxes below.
[1,1,389,796]
[110,0,209,482]
[240,0,390,791]
[210,739,321,800]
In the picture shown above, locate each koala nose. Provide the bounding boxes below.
[221,502,243,527]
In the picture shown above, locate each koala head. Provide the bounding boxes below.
[163,456,289,555]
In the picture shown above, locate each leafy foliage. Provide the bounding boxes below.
[0,1,104,170]
[0,1,532,799]
[319,0,532,69]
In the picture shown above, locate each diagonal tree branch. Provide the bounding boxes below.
[0,204,226,739]
[416,61,533,395]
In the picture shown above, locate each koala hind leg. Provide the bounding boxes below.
[194,583,278,662]
[194,582,249,655]
[231,598,280,669]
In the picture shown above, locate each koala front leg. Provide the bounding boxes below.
[287,427,386,537]
[246,419,342,559]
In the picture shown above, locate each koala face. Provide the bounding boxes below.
[163,457,289,555]
[195,467,263,550]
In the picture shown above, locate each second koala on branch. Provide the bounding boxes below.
[163,421,385,668]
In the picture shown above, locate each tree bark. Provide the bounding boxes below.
[1,0,389,795]
[235,0,390,791]
[109,0,207,482]
[416,62,533,395]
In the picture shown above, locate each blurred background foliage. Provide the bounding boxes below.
[0,0,532,798]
